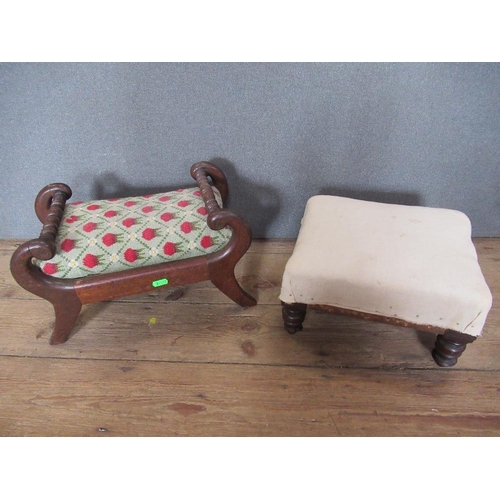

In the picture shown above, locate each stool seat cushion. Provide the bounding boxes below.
[35,186,232,279]
[279,195,492,336]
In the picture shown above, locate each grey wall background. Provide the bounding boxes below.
[1,62,499,238]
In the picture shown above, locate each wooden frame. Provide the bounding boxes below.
[281,302,476,367]
[10,161,257,345]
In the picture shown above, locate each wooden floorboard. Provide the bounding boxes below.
[1,238,499,436]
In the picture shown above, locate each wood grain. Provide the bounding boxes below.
[1,357,499,437]
[1,238,499,436]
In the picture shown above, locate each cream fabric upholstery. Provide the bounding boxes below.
[279,195,492,336]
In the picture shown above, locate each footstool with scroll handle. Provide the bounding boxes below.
[10,161,257,344]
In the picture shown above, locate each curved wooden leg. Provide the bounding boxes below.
[432,330,476,367]
[10,241,83,345]
[210,268,256,307]
[49,293,83,345]
[282,302,307,334]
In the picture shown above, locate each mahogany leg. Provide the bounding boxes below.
[282,302,307,334]
[49,294,83,345]
[210,268,256,307]
[432,330,476,367]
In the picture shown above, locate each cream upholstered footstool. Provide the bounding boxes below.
[279,195,493,367]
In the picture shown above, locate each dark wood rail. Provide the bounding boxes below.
[190,161,228,208]
[29,184,72,261]
[35,183,72,224]
[189,161,255,306]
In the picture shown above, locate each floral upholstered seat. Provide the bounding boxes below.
[35,186,232,279]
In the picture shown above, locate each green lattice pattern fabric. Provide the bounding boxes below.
[34,187,232,279]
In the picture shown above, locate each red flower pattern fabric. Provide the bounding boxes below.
[34,186,232,279]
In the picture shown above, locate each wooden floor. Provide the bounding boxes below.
[1,238,499,436]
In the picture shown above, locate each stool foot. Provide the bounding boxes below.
[282,302,307,334]
[49,294,83,345]
[432,330,476,367]
[211,270,256,308]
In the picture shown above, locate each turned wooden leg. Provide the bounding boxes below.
[210,269,256,307]
[282,302,307,334]
[432,330,476,367]
[49,294,83,345]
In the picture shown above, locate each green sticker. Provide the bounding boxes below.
[152,278,169,287]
